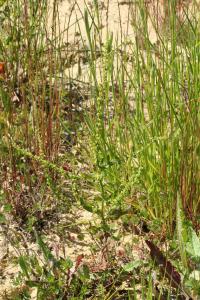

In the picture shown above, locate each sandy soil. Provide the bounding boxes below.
[51,0,198,45]
[49,0,198,81]
[0,209,145,299]
[51,0,136,42]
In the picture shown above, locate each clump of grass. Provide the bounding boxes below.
[78,0,200,232]
[0,0,74,222]
[74,0,200,297]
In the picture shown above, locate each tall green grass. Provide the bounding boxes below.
[0,0,71,221]
[78,0,200,235]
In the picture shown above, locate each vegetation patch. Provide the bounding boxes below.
[0,0,200,299]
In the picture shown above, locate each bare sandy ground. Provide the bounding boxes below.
[48,0,198,81]
[50,0,199,45]
[50,0,136,42]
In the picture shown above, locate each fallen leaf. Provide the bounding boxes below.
[0,62,5,75]
[145,239,181,288]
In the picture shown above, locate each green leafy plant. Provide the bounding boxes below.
[16,233,90,299]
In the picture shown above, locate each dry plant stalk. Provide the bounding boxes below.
[145,0,192,26]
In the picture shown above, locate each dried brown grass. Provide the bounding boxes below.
[145,0,193,25]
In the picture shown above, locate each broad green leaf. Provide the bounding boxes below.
[189,270,200,281]
[186,228,200,259]
[122,260,142,272]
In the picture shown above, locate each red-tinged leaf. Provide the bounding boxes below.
[145,239,181,288]
[62,163,72,172]
[0,62,5,75]
[75,254,84,271]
